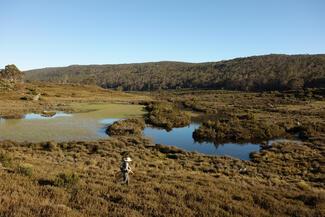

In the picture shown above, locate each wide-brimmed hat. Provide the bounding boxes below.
[123,157,132,162]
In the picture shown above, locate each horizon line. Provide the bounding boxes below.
[2,53,324,72]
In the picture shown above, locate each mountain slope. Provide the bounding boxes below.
[24,54,325,91]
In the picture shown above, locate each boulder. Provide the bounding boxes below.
[0,65,24,82]
[32,93,41,101]
[0,65,24,91]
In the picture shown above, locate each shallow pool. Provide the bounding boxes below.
[101,119,260,160]
[143,123,260,160]
[0,104,144,142]
[0,107,261,160]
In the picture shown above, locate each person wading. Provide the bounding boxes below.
[120,156,133,185]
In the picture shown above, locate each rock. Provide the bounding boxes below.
[0,65,24,91]
[41,111,56,117]
[32,93,41,101]
[0,79,16,91]
[0,65,24,82]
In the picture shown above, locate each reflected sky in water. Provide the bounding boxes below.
[0,112,260,160]
[24,112,72,120]
[143,123,260,160]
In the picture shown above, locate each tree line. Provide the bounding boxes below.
[24,54,325,91]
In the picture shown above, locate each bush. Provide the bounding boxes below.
[54,172,79,188]
[145,102,191,130]
[42,141,58,151]
[0,152,13,167]
[193,112,288,143]
[166,154,179,159]
[106,118,145,136]
[15,164,33,177]
[20,96,29,100]
[297,181,310,191]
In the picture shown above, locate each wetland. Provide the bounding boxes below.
[0,103,261,160]
[0,82,324,217]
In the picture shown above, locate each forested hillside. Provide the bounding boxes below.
[25,54,325,91]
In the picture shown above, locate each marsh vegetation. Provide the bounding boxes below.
[0,79,324,216]
[145,102,191,130]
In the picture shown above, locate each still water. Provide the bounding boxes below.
[0,104,144,142]
[98,119,260,160]
[0,104,260,160]
[143,124,260,160]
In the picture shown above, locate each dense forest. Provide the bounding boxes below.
[24,54,325,91]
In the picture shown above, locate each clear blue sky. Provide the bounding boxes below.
[0,0,324,70]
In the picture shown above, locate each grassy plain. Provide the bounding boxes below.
[0,84,324,216]
[0,82,150,117]
[0,138,324,217]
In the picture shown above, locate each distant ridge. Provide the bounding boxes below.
[24,54,325,91]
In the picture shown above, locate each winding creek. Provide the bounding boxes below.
[0,104,261,160]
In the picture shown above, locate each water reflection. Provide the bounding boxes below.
[0,104,144,142]
[24,112,72,120]
[143,123,260,160]
[0,111,261,160]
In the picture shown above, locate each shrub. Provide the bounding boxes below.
[166,154,179,159]
[193,112,287,143]
[54,172,79,188]
[15,164,33,177]
[106,118,145,136]
[145,102,191,130]
[20,96,29,100]
[42,141,58,151]
[297,181,310,191]
[0,152,13,167]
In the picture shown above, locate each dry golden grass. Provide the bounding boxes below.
[0,137,324,217]
[0,82,150,117]
[151,89,325,143]
[0,86,324,216]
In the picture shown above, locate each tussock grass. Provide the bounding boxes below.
[145,102,191,130]
[54,172,79,188]
[0,85,324,216]
[193,112,288,143]
[107,118,145,136]
[152,89,324,144]
[0,137,324,216]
